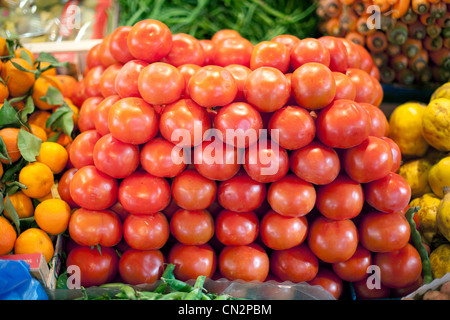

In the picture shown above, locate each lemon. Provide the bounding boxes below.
[410,193,441,245]
[422,98,450,152]
[430,82,450,101]
[429,244,450,279]
[399,158,433,198]
[428,156,450,198]
[389,102,429,158]
[437,187,450,242]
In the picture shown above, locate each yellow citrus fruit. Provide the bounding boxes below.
[34,198,71,235]
[14,47,35,65]
[29,124,48,142]
[28,110,52,134]
[19,162,54,199]
[0,127,20,164]
[14,228,54,263]
[398,158,433,198]
[1,58,35,97]
[429,243,450,279]
[388,102,429,158]
[37,62,56,76]
[0,215,16,255]
[436,187,450,242]
[0,80,9,102]
[410,193,441,245]
[37,192,54,202]
[421,98,450,152]
[36,141,69,174]
[3,190,34,219]
[31,75,64,111]
[428,156,450,198]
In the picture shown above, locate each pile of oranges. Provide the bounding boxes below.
[0,36,79,265]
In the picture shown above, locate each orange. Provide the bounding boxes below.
[11,100,25,111]
[3,190,34,219]
[14,47,35,65]
[28,110,52,134]
[0,216,16,255]
[0,37,8,56]
[14,228,54,263]
[48,132,73,147]
[0,80,9,102]
[29,124,48,142]
[1,58,35,97]
[34,198,71,235]
[18,162,54,199]
[36,141,68,174]
[0,127,20,164]
[37,62,56,76]
[31,75,64,111]
[0,162,3,178]
[55,75,78,99]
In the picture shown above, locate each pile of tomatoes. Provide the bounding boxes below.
[60,19,423,299]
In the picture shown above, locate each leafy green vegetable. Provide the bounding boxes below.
[17,128,42,162]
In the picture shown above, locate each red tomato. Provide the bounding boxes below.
[290,38,330,69]
[188,65,237,108]
[250,41,290,73]
[93,133,140,179]
[78,96,103,132]
[213,101,263,148]
[217,170,266,213]
[244,67,290,113]
[307,216,359,263]
[269,244,319,283]
[243,138,289,183]
[70,165,118,210]
[168,243,217,281]
[108,97,159,145]
[138,62,185,105]
[69,130,102,169]
[99,63,121,98]
[71,79,87,107]
[359,102,389,138]
[98,34,119,68]
[374,243,422,288]
[211,29,242,44]
[224,64,252,102]
[213,37,254,68]
[159,98,211,148]
[219,243,269,282]
[123,213,169,250]
[332,72,356,101]
[68,208,123,247]
[171,169,217,210]
[359,211,411,253]
[291,62,336,110]
[341,38,361,69]
[316,99,371,149]
[140,137,187,178]
[267,174,316,217]
[215,210,259,246]
[271,34,301,53]
[318,36,348,73]
[93,95,120,136]
[381,137,401,172]
[353,276,391,299]
[290,140,340,185]
[118,171,171,215]
[178,64,201,99]
[193,137,241,181]
[118,249,165,285]
[342,136,393,183]
[109,26,134,64]
[84,65,105,98]
[114,59,148,98]
[371,76,384,107]
[260,209,308,250]
[57,168,78,208]
[86,43,102,70]
[268,105,316,150]
[170,209,215,245]
[364,172,412,214]
[316,174,364,220]
[66,245,118,288]
[331,245,372,282]
[127,19,172,63]
[346,68,377,105]
[199,39,215,65]
[162,33,205,67]
[356,44,374,73]
[370,64,380,80]
[307,268,344,300]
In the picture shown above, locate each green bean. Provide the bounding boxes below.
[158,291,188,300]
[405,207,433,284]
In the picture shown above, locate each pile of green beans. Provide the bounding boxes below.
[118,0,319,43]
[76,264,244,300]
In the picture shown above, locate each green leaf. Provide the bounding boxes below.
[45,103,74,137]
[19,97,35,124]
[39,85,65,106]
[35,52,69,68]
[5,181,27,196]
[17,49,34,67]
[10,60,38,76]
[46,131,61,143]
[0,136,11,164]
[17,128,42,162]
[0,100,21,129]
[1,157,27,184]
[3,194,20,235]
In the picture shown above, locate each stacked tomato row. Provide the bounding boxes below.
[60,19,423,299]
